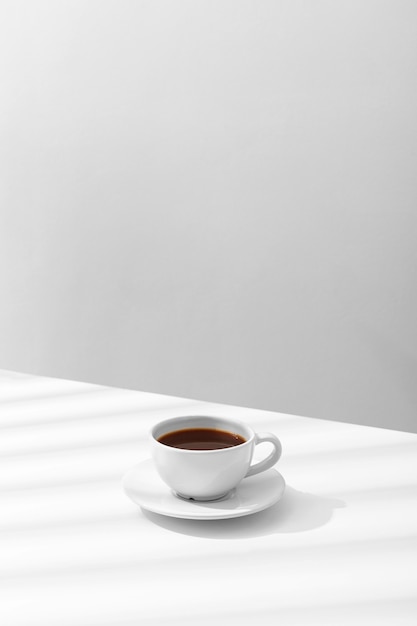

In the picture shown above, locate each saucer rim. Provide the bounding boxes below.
[122,458,285,520]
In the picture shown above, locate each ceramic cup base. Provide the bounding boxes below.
[174,489,234,502]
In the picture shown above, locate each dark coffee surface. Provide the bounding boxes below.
[158,427,246,450]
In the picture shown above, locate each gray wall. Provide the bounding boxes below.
[1,1,416,432]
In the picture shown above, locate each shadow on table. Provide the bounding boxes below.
[142,486,345,539]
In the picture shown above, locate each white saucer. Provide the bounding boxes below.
[122,459,285,520]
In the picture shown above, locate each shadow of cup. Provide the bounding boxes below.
[142,486,345,539]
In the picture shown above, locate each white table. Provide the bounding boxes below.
[1,369,416,625]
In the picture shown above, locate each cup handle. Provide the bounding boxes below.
[245,432,282,478]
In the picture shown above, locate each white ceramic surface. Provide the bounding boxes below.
[151,415,282,501]
[123,458,286,520]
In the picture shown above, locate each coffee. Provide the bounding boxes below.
[158,427,246,450]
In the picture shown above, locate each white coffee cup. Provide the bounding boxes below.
[151,415,282,501]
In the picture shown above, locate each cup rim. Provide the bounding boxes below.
[151,415,254,453]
